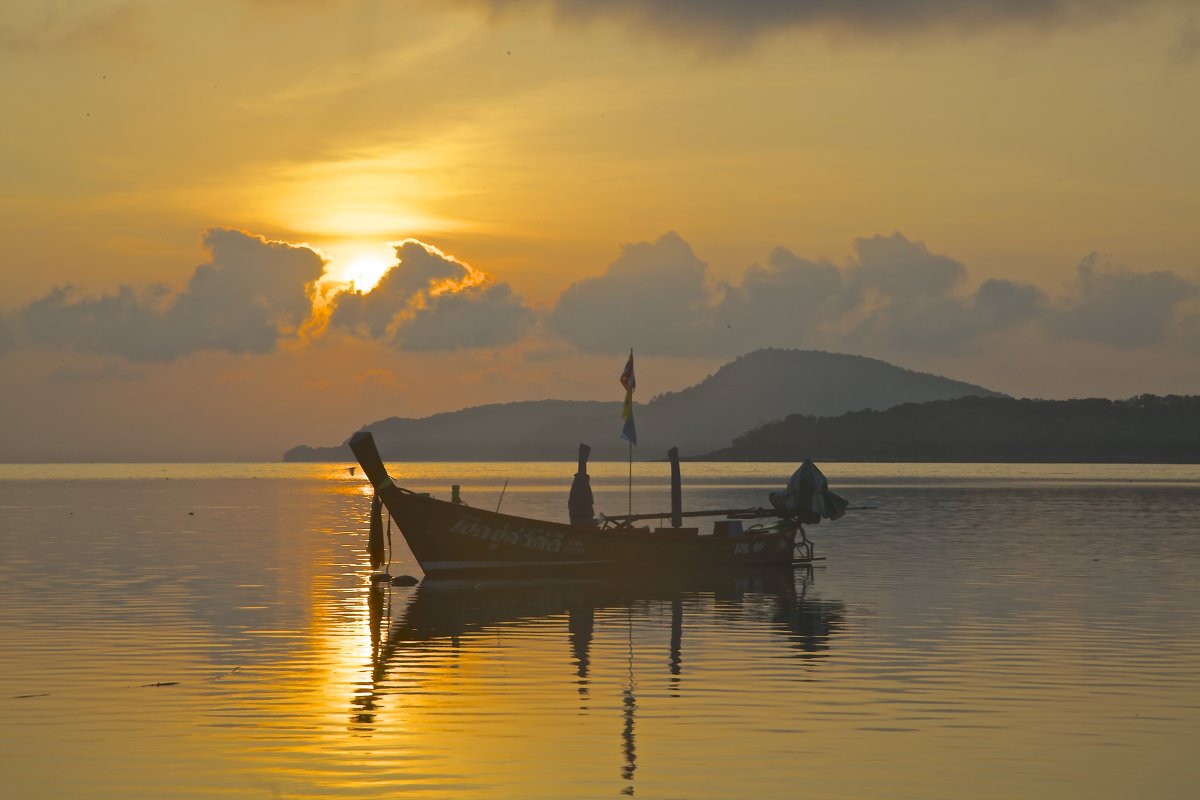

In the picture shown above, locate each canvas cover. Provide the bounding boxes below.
[768,459,849,523]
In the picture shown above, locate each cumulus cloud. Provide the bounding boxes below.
[1168,14,1200,65]
[974,278,1047,327]
[850,233,966,300]
[459,1,1153,48]
[545,232,716,355]
[709,246,853,350]
[392,283,535,351]
[545,231,1036,356]
[0,311,15,352]
[1049,254,1198,348]
[1179,314,1200,353]
[542,230,1049,358]
[846,279,1047,354]
[19,229,325,361]
[9,226,1193,365]
[548,231,1191,358]
[840,235,1046,354]
[328,239,535,350]
[328,240,469,339]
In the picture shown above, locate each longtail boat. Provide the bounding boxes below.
[350,431,847,578]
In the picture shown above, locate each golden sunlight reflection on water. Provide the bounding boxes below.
[1,464,1198,798]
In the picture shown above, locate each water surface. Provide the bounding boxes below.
[2,462,1198,798]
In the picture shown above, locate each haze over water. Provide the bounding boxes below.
[2,462,1198,798]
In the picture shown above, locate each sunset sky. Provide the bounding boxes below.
[2,0,1198,461]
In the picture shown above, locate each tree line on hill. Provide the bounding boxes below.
[705,395,1200,463]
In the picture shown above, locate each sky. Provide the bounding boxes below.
[1,0,1198,461]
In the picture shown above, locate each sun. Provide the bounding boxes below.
[323,243,396,293]
[342,250,393,292]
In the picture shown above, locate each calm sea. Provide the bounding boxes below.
[1,462,1198,799]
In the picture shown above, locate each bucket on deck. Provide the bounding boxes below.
[713,520,744,537]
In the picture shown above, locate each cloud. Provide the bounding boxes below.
[548,230,1192,358]
[700,246,859,354]
[329,240,468,339]
[546,231,1040,356]
[328,239,535,350]
[850,233,966,300]
[1169,14,1200,65]
[458,1,1155,48]
[392,282,536,351]
[974,278,1047,328]
[0,2,148,54]
[715,247,853,333]
[545,232,716,355]
[1049,254,1198,348]
[19,229,326,361]
[0,312,16,353]
[523,345,577,363]
[354,368,401,390]
[840,236,1046,354]
[1179,314,1200,353]
[846,278,1047,354]
[21,285,166,359]
[47,363,146,383]
[10,227,1193,365]
[542,230,1049,358]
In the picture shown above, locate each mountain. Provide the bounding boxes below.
[286,400,622,462]
[703,394,1200,463]
[283,348,1004,461]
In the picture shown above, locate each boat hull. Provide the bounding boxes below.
[378,487,797,577]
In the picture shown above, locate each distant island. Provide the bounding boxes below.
[284,348,1198,464]
[284,348,1004,462]
[702,394,1200,463]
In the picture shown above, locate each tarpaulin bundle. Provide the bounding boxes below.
[769,459,849,523]
[369,493,385,570]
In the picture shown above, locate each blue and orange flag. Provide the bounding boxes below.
[619,349,637,445]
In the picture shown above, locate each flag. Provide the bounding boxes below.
[619,349,637,445]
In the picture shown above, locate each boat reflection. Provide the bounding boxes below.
[353,568,845,794]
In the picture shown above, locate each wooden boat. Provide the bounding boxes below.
[350,431,845,577]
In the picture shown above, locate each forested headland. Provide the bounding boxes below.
[704,395,1200,463]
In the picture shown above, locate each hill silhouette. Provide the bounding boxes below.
[283,349,1002,461]
[704,394,1200,463]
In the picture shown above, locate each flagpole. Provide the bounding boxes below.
[619,347,636,520]
[628,439,633,518]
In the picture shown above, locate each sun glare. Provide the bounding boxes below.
[324,243,396,293]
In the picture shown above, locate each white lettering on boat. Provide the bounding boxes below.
[448,518,585,556]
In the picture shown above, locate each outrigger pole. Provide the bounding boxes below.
[602,506,786,525]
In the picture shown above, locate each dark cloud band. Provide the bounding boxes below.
[462,0,1154,46]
